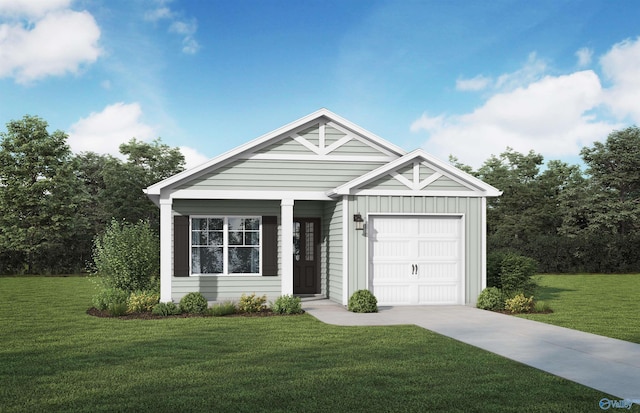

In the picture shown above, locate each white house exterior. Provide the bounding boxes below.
[145,109,501,306]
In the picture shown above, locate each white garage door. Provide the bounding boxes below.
[369,215,463,305]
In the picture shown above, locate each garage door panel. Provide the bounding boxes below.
[418,284,459,304]
[373,284,415,305]
[372,240,412,259]
[416,262,458,280]
[417,240,459,258]
[370,216,463,306]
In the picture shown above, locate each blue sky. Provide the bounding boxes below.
[1,0,640,169]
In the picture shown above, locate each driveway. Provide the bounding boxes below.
[302,299,640,400]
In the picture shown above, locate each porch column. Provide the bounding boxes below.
[281,198,294,295]
[159,196,173,302]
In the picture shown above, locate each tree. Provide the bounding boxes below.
[560,126,640,271]
[0,116,88,273]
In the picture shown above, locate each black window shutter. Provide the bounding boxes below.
[174,216,190,277]
[262,216,278,276]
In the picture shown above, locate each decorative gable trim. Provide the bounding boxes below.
[328,149,502,197]
[145,109,407,202]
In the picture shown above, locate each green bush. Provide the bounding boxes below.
[127,290,160,313]
[180,292,208,314]
[151,302,181,316]
[476,287,505,311]
[108,301,128,317]
[92,219,160,293]
[505,293,534,314]
[272,295,303,315]
[500,253,538,297]
[487,251,508,288]
[238,293,267,313]
[533,300,552,313]
[348,290,378,313]
[92,287,129,311]
[209,301,237,317]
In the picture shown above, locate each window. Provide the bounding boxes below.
[191,217,261,275]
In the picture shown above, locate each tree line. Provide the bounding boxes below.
[1,114,639,274]
[453,125,640,273]
[0,115,185,274]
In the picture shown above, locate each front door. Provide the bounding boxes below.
[293,218,320,295]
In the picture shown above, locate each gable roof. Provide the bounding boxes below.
[328,149,502,197]
[145,108,406,199]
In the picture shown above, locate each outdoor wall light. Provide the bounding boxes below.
[353,213,364,230]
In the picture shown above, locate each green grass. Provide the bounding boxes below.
[521,274,640,344]
[0,277,616,412]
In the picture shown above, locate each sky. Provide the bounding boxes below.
[1,0,640,170]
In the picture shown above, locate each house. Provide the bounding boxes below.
[145,109,502,306]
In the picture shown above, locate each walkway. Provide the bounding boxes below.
[302,299,640,400]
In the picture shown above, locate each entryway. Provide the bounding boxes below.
[293,218,320,294]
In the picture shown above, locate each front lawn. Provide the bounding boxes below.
[0,277,613,412]
[520,274,640,344]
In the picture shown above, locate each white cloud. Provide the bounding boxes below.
[68,102,156,157]
[179,146,210,170]
[495,52,547,91]
[456,75,491,91]
[576,47,593,67]
[68,102,211,169]
[412,67,620,168]
[0,0,71,18]
[0,4,101,84]
[145,1,200,54]
[600,37,640,122]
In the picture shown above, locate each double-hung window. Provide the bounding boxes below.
[191,217,261,275]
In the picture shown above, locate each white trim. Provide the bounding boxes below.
[349,189,491,197]
[330,149,502,197]
[319,122,326,150]
[342,195,350,306]
[246,153,396,163]
[323,135,353,155]
[159,197,173,302]
[390,171,414,189]
[293,134,322,155]
[170,189,333,201]
[418,172,443,190]
[481,197,487,292]
[281,199,295,296]
[327,121,402,157]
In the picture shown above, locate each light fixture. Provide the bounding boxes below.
[353,213,364,230]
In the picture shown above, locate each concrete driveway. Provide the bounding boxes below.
[302,299,640,400]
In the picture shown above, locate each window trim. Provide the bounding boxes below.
[190,215,262,276]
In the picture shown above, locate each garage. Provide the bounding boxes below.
[369,215,464,305]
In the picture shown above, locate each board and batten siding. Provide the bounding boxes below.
[324,199,343,304]
[177,159,386,192]
[347,195,483,305]
[171,199,282,302]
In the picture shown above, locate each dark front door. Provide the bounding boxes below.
[293,218,320,295]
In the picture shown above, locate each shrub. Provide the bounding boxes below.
[533,300,552,313]
[127,290,160,313]
[272,295,303,315]
[180,292,208,314]
[92,287,129,311]
[92,219,160,293]
[487,251,508,288]
[238,293,267,313]
[151,302,181,316]
[505,293,534,314]
[108,301,128,317]
[500,253,538,297]
[348,290,378,313]
[209,301,237,317]
[476,287,505,311]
